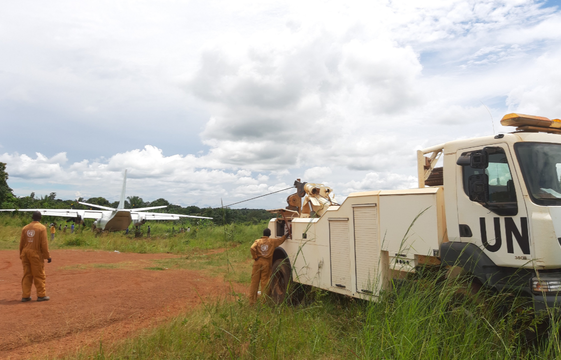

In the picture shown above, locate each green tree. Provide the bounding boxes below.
[203,207,214,219]
[0,163,14,208]
[127,196,146,208]
[1,192,17,209]
[184,205,202,214]
[86,197,112,207]
[150,198,170,207]
[16,193,36,208]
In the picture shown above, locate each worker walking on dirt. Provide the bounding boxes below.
[20,211,52,302]
[49,223,56,241]
[249,228,290,305]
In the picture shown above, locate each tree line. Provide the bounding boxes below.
[0,163,273,225]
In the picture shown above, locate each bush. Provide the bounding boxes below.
[64,236,85,247]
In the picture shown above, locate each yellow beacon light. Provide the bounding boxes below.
[501,113,561,134]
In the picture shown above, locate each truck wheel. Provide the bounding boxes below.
[455,278,483,301]
[270,258,292,304]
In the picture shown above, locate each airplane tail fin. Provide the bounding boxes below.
[118,170,127,209]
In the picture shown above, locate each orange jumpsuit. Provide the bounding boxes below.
[249,234,287,304]
[20,221,50,298]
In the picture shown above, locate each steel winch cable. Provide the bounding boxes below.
[223,186,294,208]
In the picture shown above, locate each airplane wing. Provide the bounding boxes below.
[0,208,107,220]
[131,211,212,222]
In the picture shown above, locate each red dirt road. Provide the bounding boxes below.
[0,249,248,359]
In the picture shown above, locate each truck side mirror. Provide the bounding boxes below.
[468,174,489,203]
[456,149,489,168]
[456,154,471,166]
[470,150,488,169]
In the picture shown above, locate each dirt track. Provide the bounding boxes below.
[0,249,247,359]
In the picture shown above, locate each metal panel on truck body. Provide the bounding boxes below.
[329,218,351,289]
[443,147,460,242]
[279,188,445,299]
[353,204,381,295]
[279,216,329,287]
[379,187,445,269]
[331,192,381,295]
[279,192,383,297]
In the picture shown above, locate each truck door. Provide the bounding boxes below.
[353,205,380,294]
[455,145,531,267]
[329,218,351,290]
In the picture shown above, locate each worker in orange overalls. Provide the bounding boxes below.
[249,228,289,304]
[49,223,56,241]
[20,211,52,302]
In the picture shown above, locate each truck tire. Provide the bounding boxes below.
[450,276,484,307]
[270,258,292,304]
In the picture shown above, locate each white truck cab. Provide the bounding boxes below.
[267,114,561,310]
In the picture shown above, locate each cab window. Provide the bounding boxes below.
[515,142,561,206]
[462,147,517,214]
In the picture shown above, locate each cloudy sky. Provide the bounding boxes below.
[2,0,561,209]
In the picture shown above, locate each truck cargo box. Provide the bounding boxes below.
[274,187,446,299]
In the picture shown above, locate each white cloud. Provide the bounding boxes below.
[2,0,561,210]
[184,0,561,182]
[342,172,418,194]
[232,183,270,197]
[0,147,248,206]
[0,152,67,179]
[303,167,332,182]
[505,51,561,117]
[189,20,425,174]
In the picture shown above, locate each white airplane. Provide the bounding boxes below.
[1,170,212,231]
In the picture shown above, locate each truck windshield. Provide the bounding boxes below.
[515,142,561,206]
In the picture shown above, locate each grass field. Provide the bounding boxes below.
[0,213,256,257]
[2,213,561,359]
[65,277,561,360]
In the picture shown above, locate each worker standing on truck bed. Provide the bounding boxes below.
[20,211,52,302]
[249,228,290,304]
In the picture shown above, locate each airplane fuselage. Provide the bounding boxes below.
[94,210,132,231]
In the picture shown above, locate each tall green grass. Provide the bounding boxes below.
[65,272,561,360]
[67,290,364,359]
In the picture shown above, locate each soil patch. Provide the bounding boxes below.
[0,249,248,359]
